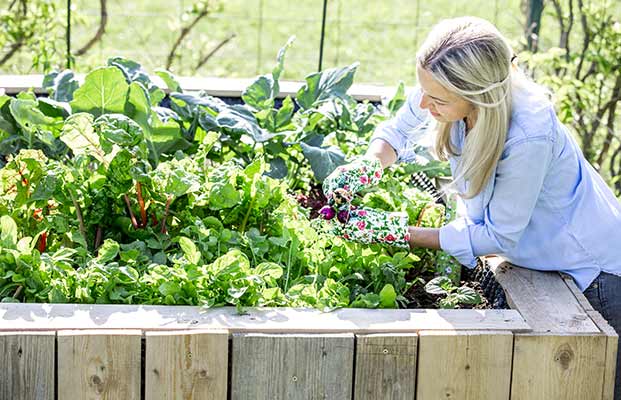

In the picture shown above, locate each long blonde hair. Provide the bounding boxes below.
[417,17,514,198]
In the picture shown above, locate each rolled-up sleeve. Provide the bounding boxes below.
[370,86,431,163]
[439,134,555,267]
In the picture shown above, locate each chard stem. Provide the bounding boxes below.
[136,182,147,228]
[160,195,173,234]
[123,194,139,229]
[70,192,87,242]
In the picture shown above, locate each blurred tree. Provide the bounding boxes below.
[522,0,621,193]
[0,0,63,72]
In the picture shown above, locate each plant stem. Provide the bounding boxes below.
[123,194,139,229]
[94,225,102,250]
[160,195,173,234]
[38,231,47,253]
[14,285,23,299]
[70,192,87,241]
[240,194,256,233]
[136,182,147,228]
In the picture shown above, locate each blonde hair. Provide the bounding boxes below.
[417,17,513,199]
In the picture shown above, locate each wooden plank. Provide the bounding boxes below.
[231,333,354,400]
[561,272,619,400]
[0,303,530,332]
[511,333,608,400]
[559,272,595,312]
[353,333,417,400]
[586,311,619,400]
[0,331,55,400]
[145,329,228,400]
[416,330,513,400]
[0,74,398,101]
[487,257,599,333]
[57,329,142,400]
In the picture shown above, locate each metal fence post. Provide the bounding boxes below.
[318,0,328,71]
[66,0,72,68]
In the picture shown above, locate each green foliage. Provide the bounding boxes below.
[0,0,63,72]
[521,0,621,194]
[425,276,482,309]
[0,45,458,309]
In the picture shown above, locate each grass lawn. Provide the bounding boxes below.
[4,0,534,85]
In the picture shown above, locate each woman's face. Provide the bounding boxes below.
[417,65,475,124]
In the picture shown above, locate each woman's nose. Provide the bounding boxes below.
[420,94,430,110]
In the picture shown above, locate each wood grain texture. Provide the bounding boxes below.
[145,329,228,400]
[0,303,530,332]
[0,331,55,400]
[586,311,619,400]
[561,270,619,400]
[57,329,141,400]
[511,333,608,400]
[416,330,513,400]
[353,333,417,400]
[231,333,354,400]
[487,257,599,333]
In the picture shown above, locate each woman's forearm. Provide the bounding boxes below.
[408,226,441,250]
[366,139,398,169]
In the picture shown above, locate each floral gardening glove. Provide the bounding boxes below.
[322,156,383,206]
[321,205,411,249]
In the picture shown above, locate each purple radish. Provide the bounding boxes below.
[319,206,336,220]
[337,209,350,224]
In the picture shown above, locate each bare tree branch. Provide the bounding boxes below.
[166,8,210,70]
[75,0,107,56]
[0,41,24,67]
[575,0,591,79]
[609,142,621,193]
[195,33,236,71]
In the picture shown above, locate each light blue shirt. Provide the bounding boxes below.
[371,83,621,292]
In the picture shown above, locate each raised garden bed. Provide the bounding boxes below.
[1,257,616,400]
[0,64,617,399]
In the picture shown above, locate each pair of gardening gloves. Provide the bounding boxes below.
[321,156,411,249]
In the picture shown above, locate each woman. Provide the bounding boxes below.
[323,16,621,397]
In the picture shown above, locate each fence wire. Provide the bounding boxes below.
[21,0,533,85]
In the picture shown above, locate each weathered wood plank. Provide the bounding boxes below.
[57,329,142,400]
[145,329,229,400]
[0,331,55,400]
[416,330,513,400]
[0,303,530,332]
[487,257,599,333]
[0,74,396,101]
[231,333,354,400]
[353,333,417,400]
[511,333,607,400]
[560,270,619,400]
[586,311,619,400]
[560,272,596,312]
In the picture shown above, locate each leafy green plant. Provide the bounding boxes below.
[0,45,463,310]
[424,276,482,309]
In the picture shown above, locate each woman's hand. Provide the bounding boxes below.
[322,156,384,205]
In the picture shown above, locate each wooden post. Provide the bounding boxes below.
[57,329,142,400]
[416,330,513,400]
[354,333,418,400]
[231,333,354,400]
[144,329,229,400]
[0,331,55,400]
